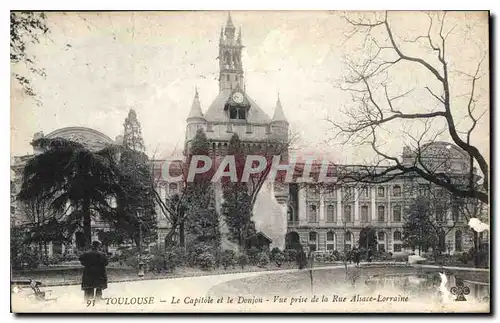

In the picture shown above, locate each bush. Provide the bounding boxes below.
[256,252,270,268]
[187,244,213,267]
[284,249,298,263]
[221,250,236,270]
[247,247,260,265]
[270,247,282,262]
[458,252,469,264]
[274,251,285,267]
[197,251,216,270]
[238,254,249,269]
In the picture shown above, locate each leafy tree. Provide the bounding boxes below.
[221,134,256,249]
[11,11,49,97]
[18,138,124,248]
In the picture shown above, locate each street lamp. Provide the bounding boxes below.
[137,208,145,277]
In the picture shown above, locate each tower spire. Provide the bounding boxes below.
[272,93,288,123]
[224,12,236,39]
[187,87,204,120]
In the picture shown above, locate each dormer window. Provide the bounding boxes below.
[229,107,246,120]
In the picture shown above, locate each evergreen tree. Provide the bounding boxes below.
[402,197,436,253]
[221,134,256,249]
[123,109,146,153]
[118,109,157,250]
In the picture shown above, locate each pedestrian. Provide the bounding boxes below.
[79,241,108,302]
[367,248,372,263]
[354,249,361,267]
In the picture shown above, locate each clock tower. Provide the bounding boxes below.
[218,12,244,92]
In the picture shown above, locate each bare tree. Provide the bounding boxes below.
[329,11,488,204]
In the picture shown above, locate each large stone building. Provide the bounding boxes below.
[11,13,485,257]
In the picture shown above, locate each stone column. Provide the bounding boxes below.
[354,187,359,224]
[319,192,325,225]
[371,187,376,222]
[336,188,342,224]
[299,187,307,225]
[387,185,391,226]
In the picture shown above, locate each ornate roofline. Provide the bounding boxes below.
[45,126,114,143]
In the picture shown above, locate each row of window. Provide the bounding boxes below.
[305,204,402,223]
[307,230,402,242]
[305,231,403,252]
[310,185,403,199]
[304,230,463,252]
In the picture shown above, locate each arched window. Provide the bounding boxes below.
[378,186,385,197]
[344,205,352,222]
[455,230,463,252]
[309,232,317,241]
[326,231,335,251]
[361,205,369,223]
[308,204,317,223]
[393,185,401,197]
[393,205,402,222]
[326,205,335,223]
[377,205,385,222]
[394,231,402,241]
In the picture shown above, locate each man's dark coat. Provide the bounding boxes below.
[79,250,108,290]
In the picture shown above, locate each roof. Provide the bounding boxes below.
[204,89,272,124]
[272,97,287,123]
[187,89,205,120]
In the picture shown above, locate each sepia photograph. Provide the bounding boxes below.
[9,10,490,313]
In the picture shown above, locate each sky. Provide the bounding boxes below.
[10,11,490,166]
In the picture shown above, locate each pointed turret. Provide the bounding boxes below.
[187,87,205,120]
[224,12,236,39]
[272,93,288,124]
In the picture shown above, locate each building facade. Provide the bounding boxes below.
[11,13,485,257]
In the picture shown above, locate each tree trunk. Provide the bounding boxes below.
[473,230,479,268]
[82,198,92,249]
[179,221,185,247]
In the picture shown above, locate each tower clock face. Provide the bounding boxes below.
[232,92,244,104]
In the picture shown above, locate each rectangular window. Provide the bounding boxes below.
[378,244,386,253]
[226,123,233,133]
[326,244,334,251]
[246,123,252,133]
[393,185,401,197]
[378,187,385,198]
[326,205,335,223]
[377,206,385,222]
[206,123,213,132]
[393,205,402,222]
[393,244,402,252]
[238,108,246,120]
[344,205,352,222]
[361,205,369,223]
[308,205,318,223]
[363,187,369,198]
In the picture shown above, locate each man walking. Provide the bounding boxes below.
[79,241,108,302]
